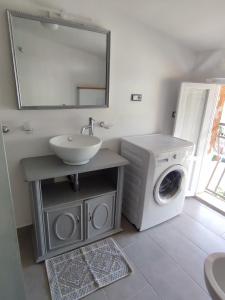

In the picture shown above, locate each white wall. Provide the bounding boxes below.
[0,0,196,227]
[191,49,225,82]
[191,50,225,121]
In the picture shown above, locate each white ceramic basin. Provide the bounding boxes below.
[49,134,102,165]
[204,253,225,300]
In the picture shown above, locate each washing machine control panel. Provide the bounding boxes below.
[156,150,191,165]
[171,152,185,161]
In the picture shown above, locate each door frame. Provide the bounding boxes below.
[0,125,26,299]
[196,85,224,194]
[173,82,221,196]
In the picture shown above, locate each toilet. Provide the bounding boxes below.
[204,252,225,300]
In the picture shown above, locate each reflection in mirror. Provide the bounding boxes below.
[7,11,110,109]
[77,87,105,106]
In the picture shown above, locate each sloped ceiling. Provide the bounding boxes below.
[110,0,225,52]
[7,0,225,52]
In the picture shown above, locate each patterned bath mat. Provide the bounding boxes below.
[45,238,132,300]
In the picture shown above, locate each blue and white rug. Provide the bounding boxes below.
[45,238,132,300]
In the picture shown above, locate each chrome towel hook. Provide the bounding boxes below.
[2,125,10,134]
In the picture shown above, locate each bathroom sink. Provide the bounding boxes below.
[49,134,102,165]
[204,253,225,300]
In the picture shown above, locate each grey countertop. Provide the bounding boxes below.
[21,148,129,182]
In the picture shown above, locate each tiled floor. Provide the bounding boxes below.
[197,191,225,216]
[18,198,225,300]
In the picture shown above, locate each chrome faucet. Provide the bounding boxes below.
[80,117,95,136]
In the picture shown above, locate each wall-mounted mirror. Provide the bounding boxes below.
[7,10,110,109]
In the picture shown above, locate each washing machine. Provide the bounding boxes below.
[121,134,194,231]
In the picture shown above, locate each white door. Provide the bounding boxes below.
[173,82,220,196]
[0,125,26,299]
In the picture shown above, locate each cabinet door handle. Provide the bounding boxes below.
[89,212,92,222]
[76,215,80,223]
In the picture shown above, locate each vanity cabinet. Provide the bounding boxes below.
[21,149,128,262]
[44,203,83,251]
[85,193,115,239]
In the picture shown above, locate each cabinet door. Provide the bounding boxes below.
[86,194,115,239]
[45,203,83,250]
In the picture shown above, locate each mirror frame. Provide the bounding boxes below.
[7,9,110,110]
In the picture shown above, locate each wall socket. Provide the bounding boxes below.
[131,94,142,101]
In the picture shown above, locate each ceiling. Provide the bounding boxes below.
[110,0,225,52]
[9,0,225,53]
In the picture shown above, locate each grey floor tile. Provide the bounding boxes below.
[124,233,167,269]
[18,227,51,299]
[83,289,108,300]
[113,232,135,248]
[18,199,224,300]
[140,254,210,300]
[129,285,160,300]
[104,267,148,300]
[169,213,225,254]
[148,222,208,292]
[121,217,136,231]
[23,263,51,300]
[184,198,225,236]
[17,226,35,267]
[114,217,148,249]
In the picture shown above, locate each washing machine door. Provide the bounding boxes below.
[154,165,186,206]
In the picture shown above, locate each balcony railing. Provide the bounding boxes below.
[206,123,225,200]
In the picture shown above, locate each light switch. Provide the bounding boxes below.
[131,94,142,101]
